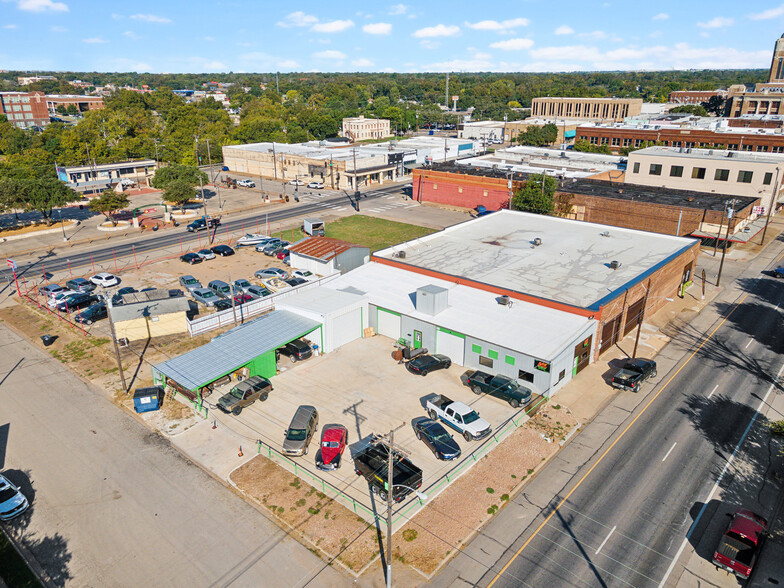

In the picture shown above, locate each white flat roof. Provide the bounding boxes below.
[330,262,592,360]
[456,146,623,177]
[275,286,366,316]
[630,146,784,165]
[374,210,697,310]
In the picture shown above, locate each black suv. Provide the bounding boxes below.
[277,339,313,362]
[186,217,220,232]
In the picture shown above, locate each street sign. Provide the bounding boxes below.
[6,259,16,271]
[144,208,157,213]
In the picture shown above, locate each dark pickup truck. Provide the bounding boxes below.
[354,434,423,503]
[713,508,768,580]
[610,359,657,392]
[187,217,221,232]
[463,370,532,408]
[216,376,272,415]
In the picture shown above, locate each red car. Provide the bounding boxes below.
[713,508,768,580]
[276,249,290,260]
[234,293,253,305]
[315,424,348,471]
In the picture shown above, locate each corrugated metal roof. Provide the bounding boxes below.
[109,297,190,322]
[288,237,365,261]
[153,310,321,391]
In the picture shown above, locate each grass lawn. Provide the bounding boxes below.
[324,215,436,252]
[0,530,42,588]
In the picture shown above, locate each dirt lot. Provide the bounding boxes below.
[230,404,577,578]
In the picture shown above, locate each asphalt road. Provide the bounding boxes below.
[0,323,347,587]
[431,241,784,587]
[0,182,408,283]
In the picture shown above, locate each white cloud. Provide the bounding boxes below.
[749,5,784,20]
[129,14,171,23]
[277,11,318,27]
[352,58,374,67]
[697,16,733,29]
[419,57,495,72]
[419,40,441,50]
[17,0,68,12]
[554,25,574,35]
[50,25,66,32]
[363,22,391,35]
[652,13,669,21]
[82,37,107,44]
[122,31,139,39]
[389,3,407,15]
[490,38,534,51]
[106,58,152,72]
[465,18,529,32]
[3,24,18,29]
[413,24,459,38]
[278,59,299,68]
[578,30,607,40]
[313,50,347,59]
[473,51,491,60]
[311,19,354,33]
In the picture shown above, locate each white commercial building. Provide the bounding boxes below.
[341,116,392,141]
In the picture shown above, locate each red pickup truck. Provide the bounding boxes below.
[712,508,768,580]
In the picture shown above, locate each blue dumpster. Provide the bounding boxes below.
[133,386,163,413]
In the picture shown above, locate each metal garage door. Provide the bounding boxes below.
[331,308,361,350]
[436,328,465,365]
[377,308,401,340]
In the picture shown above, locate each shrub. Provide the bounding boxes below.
[402,529,418,542]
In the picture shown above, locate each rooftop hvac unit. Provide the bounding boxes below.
[600,231,611,237]
[609,260,622,270]
[398,250,406,259]
[497,295,510,305]
[533,237,543,246]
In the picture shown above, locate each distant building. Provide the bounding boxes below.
[668,90,728,105]
[531,97,642,122]
[17,75,57,86]
[0,91,49,128]
[727,34,784,117]
[46,94,104,114]
[68,80,93,89]
[57,159,158,193]
[341,116,392,141]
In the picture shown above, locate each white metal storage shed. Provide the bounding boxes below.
[276,287,369,353]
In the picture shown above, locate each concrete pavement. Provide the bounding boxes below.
[0,323,347,587]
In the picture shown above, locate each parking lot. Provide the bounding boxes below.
[205,334,529,529]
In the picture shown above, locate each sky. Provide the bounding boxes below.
[1,0,784,73]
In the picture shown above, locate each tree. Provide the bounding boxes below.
[670,104,708,117]
[703,95,727,116]
[18,178,80,224]
[151,164,207,190]
[88,189,130,226]
[162,179,198,210]
[554,192,574,218]
[517,123,558,146]
[511,174,558,215]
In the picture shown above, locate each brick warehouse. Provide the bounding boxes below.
[412,165,522,211]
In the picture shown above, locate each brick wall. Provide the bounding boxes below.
[412,168,512,210]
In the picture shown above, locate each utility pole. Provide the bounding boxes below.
[106,299,128,393]
[760,167,780,245]
[206,139,222,210]
[445,73,449,109]
[383,422,405,588]
[717,199,737,288]
[276,71,279,94]
[272,143,278,179]
[632,278,651,359]
[352,148,361,210]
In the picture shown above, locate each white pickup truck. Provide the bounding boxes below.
[425,395,492,442]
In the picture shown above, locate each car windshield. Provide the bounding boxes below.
[463,411,480,424]
[183,278,197,285]
[323,441,340,448]
[201,291,215,298]
[230,387,245,399]
[236,280,250,287]
[0,486,17,502]
[287,429,307,441]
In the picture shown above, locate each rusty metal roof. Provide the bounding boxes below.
[288,237,363,261]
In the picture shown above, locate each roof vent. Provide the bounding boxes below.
[609,260,622,270]
[533,237,542,246]
[497,295,510,305]
[600,231,611,237]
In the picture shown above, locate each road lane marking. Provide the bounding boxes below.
[657,359,784,588]
[707,384,718,399]
[745,339,753,349]
[661,442,677,462]
[486,290,752,588]
[595,526,616,555]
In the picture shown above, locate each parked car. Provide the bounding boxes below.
[282,405,319,456]
[463,370,532,408]
[284,277,308,288]
[236,179,256,188]
[234,293,252,305]
[263,277,291,293]
[288,179,305,186]
[307,181,324,189]
[48,289,79,309]
[111,286,138,305]
[180,252,203,265]
[414,419,461,460]
[264,241,289,256]
[57,292,99,312]
[772,267,784,278]
[281,254,290,266]
[197,249,216,261]
[216,375,272,415]
[277,338,312,362]
[610,359,657,392]
[179,275,202,292]
[406,353,451,376]
[90,272,120,287]
[255,238,282,253]
[315,424,349,471]
[207,280,231,298]
[276,249,290,260]
[254,267,289,280]
[210,244,235,257]
[232,278,253,294]
[713,508,768,580]
[186,217,220,232]
[426,395,492,442]
[247,285,272,299]
[168,288,184,298]
[236,233,269,247]
[291,270,317,282]
[214,299,233,311]
[353,434,423,502]
[75,301,107,325]
[191,288,220,307]
[65,278,96,293]
[39,284,65,299]
[0,473,29,521]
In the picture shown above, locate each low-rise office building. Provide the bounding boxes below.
[341,116,392,141]
[668,90,727,105]
[46,94,104,114]
[56,159,158,193]
[532,97,642,122]
[0,91,49,128]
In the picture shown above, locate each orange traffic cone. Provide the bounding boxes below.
[238,446,243,457]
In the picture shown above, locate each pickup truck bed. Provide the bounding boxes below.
[353,435,423,503]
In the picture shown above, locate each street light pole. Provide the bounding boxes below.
[58,209,66,241]
[386,428,394,588]
[716,199,736,288]
[760,167,780,246]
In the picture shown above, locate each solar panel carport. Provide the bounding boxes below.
[152,310,321,399]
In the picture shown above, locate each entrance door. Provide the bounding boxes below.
[573,336,592,376]
[599,315,622,355]
[624,298,645,336]
[413,330,423,349]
